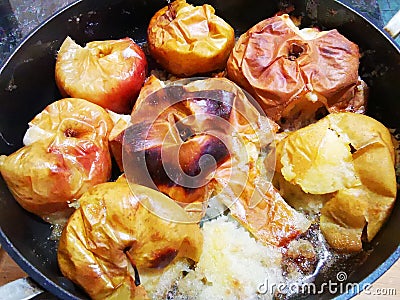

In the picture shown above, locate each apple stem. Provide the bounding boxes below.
[126,251,141,286]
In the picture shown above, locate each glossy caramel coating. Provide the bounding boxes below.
[147,0,235,76]
[56,37,147,114]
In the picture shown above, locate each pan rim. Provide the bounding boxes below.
[0,0,399,299]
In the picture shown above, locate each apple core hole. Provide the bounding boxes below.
[98,46,113,58]
[64,128,78,138]
[288,43,305,61]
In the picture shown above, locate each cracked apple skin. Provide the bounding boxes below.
[57,179,203,300]
[274,112,396,252]
[0,98,113,223]
[55,37,147,114]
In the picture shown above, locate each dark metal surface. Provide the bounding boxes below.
[0,0,399,299]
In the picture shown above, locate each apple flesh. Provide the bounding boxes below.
[55,37,147,114]
[274,112,396,252]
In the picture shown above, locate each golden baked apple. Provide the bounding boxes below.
[122,76,310,245]
[274,112,396,252]
[147,0,235,76]
[227,14,365,129]
[58,179,203,300]
[55,37,147,114]
[0,98,113,223]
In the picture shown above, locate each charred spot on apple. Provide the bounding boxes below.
[147,248,179,269]
[177,125,194,142]
[122,85,235,206]
[188,95,233,121]
[137,134,229,199]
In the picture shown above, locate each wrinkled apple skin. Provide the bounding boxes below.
[147,0,235,76]
[0,98,113,222]
[58,179,203,300]
[56,37,147,114]
[124,77,255,207]
[227,14,361,128]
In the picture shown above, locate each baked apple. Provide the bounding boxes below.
[227,14,365,129]
[147,0,235,76]
[121,76,310,245]
[123,77,237,210]
[274,112,396,252]
[55,36,147,114]
[58,179,203,300]
[0,98,113,223]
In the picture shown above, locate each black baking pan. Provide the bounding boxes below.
[0,0,399,299]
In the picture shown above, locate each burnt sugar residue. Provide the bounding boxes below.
[277,222,371,299]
